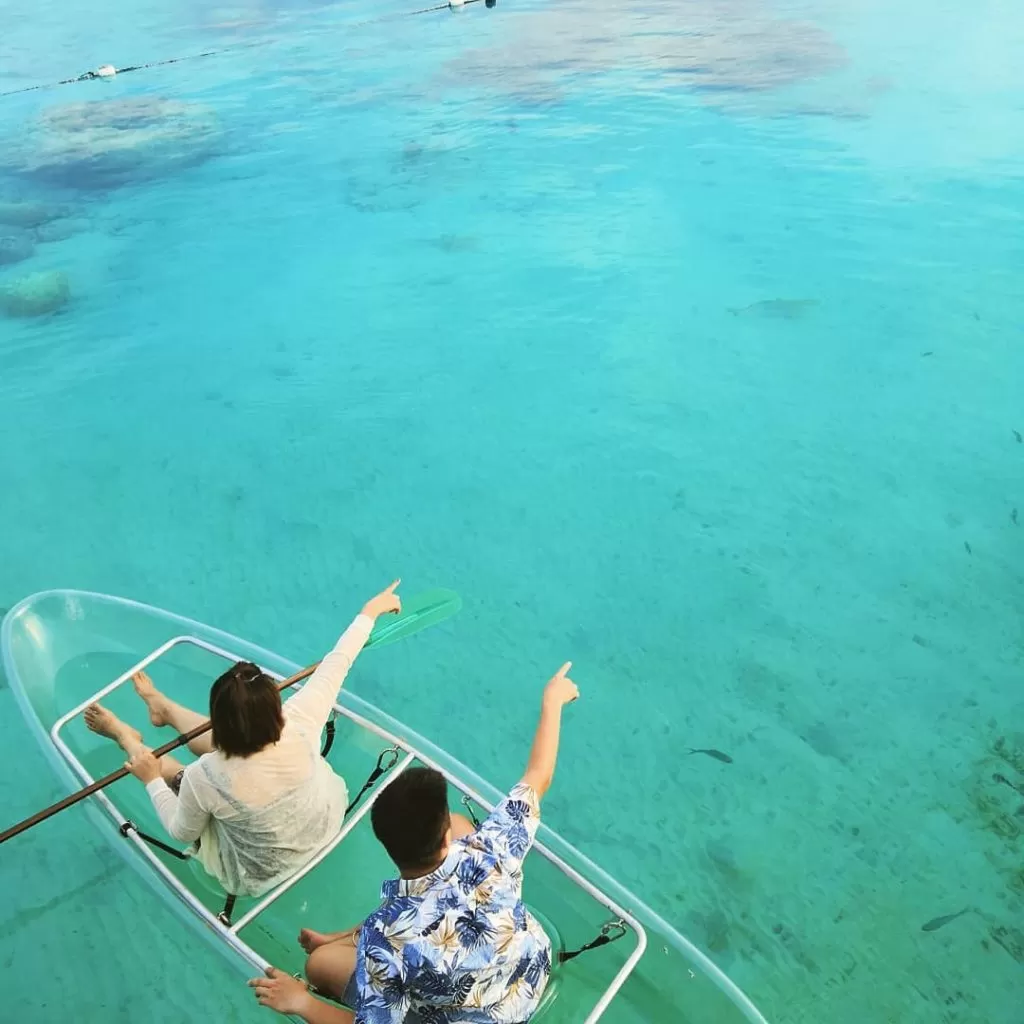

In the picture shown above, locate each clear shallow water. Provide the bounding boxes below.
[1,0,1022,1021]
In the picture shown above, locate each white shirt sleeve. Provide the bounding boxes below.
[283,614,374,736]
[145,768,211,844]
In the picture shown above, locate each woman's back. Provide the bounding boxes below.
[187,712,348,896]
[172,613,377,896]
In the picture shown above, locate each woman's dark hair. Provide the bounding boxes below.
[371,767,451,871]
[209,661,284,758]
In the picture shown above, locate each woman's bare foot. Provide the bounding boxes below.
[132,671,171,727]
[84,704,142,750]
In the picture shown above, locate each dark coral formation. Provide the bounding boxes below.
[5,97,221,189]
[438,0,846,110]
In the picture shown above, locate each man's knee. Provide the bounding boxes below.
[305,946,336,989]
[306,945,350,1000]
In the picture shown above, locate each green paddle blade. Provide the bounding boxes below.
[364,588,462,650]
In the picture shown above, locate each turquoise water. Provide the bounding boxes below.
[1,0,1022,1020]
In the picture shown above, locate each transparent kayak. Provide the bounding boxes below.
[1,590,769,1024]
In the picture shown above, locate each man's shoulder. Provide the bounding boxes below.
[471,782,541,859]
[503,782,540,817]
[491,782,541,827]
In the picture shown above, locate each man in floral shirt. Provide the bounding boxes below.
[250,663,580,1024]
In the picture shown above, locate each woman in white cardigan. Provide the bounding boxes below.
[83,580,401,897]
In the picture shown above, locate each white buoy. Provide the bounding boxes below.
[449,0,466,8]
[95,64,117,78]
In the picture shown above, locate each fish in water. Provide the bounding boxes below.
[727,299,819,321]
[1012,508,1019,526]
[427,234,479,254]
[920,350,934,357]
[964,541,972,555]
[1014,429,1022,443]
[688,748,733,763]
[921,908,970,932]
[993,773,1024,796]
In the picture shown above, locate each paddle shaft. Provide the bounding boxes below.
[0,662,319,846]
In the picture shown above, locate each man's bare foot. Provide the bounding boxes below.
[132,671,171,728]
[299,928,348,954]
[84,704,142,750]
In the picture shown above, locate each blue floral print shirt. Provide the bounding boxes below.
[354,782,552,1024]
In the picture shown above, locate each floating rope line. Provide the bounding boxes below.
[0,0,493,100]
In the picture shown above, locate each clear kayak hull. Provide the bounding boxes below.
[2,590,769,1024]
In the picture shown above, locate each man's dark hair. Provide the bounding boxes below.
[371,767,451,871]
[209,661,284,758]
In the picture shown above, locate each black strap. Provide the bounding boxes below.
[218,893,237,926]
[118,820,238,926]
[559,920,627,964]
[321,714,337,758]
[345,747,401,814]
[119,820,189,861]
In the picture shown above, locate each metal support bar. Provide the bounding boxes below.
[51,634,196,739]
[230,751,416,933]
[50,726,269,973]
[47,634,648,1024]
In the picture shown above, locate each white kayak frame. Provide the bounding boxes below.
[50,633,647,1024]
